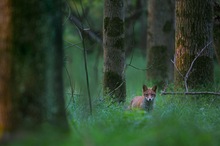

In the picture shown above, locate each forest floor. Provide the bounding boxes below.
[7,51,220,146]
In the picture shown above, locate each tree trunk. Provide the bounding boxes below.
[147,0,175,88]
[44,0,69,130]
[11,0,68,130]
[103,0,126,102]
[0,0,12,137]
[140,0,147,56]
[214,1,220,65]
[175,0,214,89]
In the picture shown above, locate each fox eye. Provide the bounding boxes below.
[149,93,155,97]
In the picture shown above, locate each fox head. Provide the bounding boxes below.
[129,84,157,111]
[142,85,157,102]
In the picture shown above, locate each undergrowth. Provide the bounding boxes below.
[66,92,220,146]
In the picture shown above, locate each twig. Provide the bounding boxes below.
[106,81,125,97]
[126,64,151,71]
[125,48,153,71]
[171,58,184,79]
[63,0,71,25]
[64,66,75,110]
[64,41,82,50]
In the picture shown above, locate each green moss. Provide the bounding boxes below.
[189,56,214,89]
[163,20,172,33]
[114,38,124,51]
[175,53,214,90]
[147,45,168,88]
[104,71,126,102]
[110,0,123,7]
[104,17,124,37]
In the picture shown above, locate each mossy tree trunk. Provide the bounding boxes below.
[146,0,175,88]
[175,0,214,89]
[103,0,126,102]
[0,0,12,137]
[214,1,220,65]
[11,0,69,130]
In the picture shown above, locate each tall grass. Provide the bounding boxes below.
[66,91,220,146]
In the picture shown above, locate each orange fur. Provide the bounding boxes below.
[129,85,157,111]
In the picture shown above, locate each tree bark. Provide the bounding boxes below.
[0,0,12,137]
[146,0,175,88]
[175,0,214,89]
[103,0,126,102]
[214,0,220,65]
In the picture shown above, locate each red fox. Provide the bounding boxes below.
[129,85,157,111]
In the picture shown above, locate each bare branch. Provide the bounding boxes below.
[64,41,83,50]
[63,0,71,25]
[161,91,220,96]
[125,49,153,71]
[126,64,151,71]
[163,41,217,96]
[184,41,212,91]
[107,81,125,97]
[171,58,184,78]
[171,41,212,92]
[68,11,102,43]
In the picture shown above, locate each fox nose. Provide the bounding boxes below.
[148,98,152,101]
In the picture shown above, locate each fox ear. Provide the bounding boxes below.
[143,85,148,91]
[152,85,157,92]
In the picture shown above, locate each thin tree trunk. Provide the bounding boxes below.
[175,0,214,89]
[103,0,126,102]
[147,0,175,88]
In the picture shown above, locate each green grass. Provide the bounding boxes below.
[66,94,220,146]
[7,50,220,146]
[8,96,220,146]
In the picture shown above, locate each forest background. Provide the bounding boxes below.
[1,0,220,145]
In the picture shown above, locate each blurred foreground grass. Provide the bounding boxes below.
[8,95,220,146]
